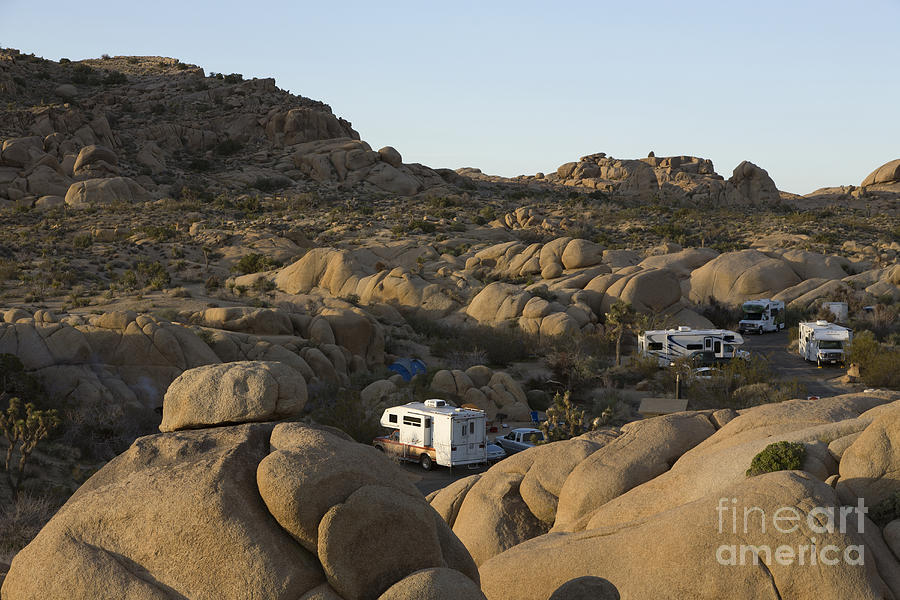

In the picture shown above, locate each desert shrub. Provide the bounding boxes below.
[530,285,557,302]
[546,343,607,392]
[103,71,127,85]
[0,259,18,281]
[250,177,286,193]
[189,158,211,172]
[215,138,243,156]
[870,491,900,528]
[407,317,537,368]
[70,64,95,84]
[251,277,276,293]
[861,350,900,389]
[231,253,280,275]
[223,73,243,84]
[604,353,658,388]
[140,225,176,241]
[0,355,41,404]
[72,234,92,249]
[848,330,900,389]
[746,441,805,477]
[697,297,743,329]
[0,493,58,560]
[310,387,384,444]
[205,275,221,291]
[137,261,170,290]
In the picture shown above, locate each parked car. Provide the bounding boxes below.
[496,428,544,454]
[486,443,507,463]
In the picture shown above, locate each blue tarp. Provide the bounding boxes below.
[388,358,426,382]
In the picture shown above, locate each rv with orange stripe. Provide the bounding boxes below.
[373,400,487,470]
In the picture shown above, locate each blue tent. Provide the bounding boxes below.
[388,358,426,382]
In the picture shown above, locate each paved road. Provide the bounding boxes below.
[741,329,846,398]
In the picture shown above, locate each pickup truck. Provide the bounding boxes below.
[496,428,544,454]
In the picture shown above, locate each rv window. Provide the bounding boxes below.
[649,342,663,351]
[460,424,467,437]
[686,343,702,350]
[402,416,422,427]
[388,414,398,424]
[424,418,431,429]
[469,421,475,435]
[714,341,721,353]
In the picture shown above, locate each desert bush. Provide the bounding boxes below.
[0,355,41,404]
[697,297,743,329]
[231,253,280,275]
[746,441,805,477]
[72,234,92,249]
[589,388,629,427]
[136,261,170,290]
[546,345,605,392]
[223,73,243,84]
[70,64,96,84]
[103,71,127,85]
[406,316,537,368]
[870,491,900,528]
[0,493,58,561]
[214,138,243,156]
[0,259,17,281]
[847,331,900,389]
[310,387,384,444]
[250,177,286,193]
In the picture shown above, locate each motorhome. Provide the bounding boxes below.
[373,400,486,469]
[638,327,748,367]
[738,299,785,334]
[798,321,853,367]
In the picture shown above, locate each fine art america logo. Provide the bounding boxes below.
[715,497,868,566]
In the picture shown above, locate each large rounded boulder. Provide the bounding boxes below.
[159,361,308,432]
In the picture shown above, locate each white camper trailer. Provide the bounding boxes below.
[638,327,748,367]
[738,299,786,334]
[373,400,486,469]
[798,321,853,367]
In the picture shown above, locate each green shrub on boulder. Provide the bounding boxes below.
[746,441,805,477]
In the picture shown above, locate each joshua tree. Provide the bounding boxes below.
[605,300,642,366]
[540,391,588,443]
[1,396,60,500]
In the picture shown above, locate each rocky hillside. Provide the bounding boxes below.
[0,48,462,208]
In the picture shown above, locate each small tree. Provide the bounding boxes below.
[540,391,591,443]
[1,397,60,499]
[605,300,642,366]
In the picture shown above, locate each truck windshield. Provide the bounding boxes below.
[743,312,762,321]
[819,340,843,349]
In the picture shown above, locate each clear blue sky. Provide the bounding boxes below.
[2,0,898,194]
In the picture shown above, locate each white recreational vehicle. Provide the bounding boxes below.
[638,327,748,367]
[798,321,853,367]
[373,400,486,470]
[738,299,785,334]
